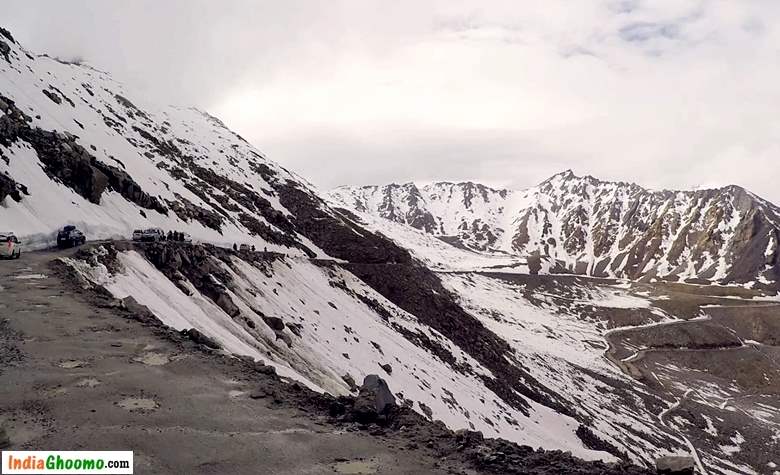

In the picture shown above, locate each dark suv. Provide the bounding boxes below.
[57,225,86,248]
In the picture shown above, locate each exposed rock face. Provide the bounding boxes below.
[329,181,507,251]
[138,242,243,319]
[0,93,166,212]
[42,89,62,105]
[0,41,10,63]
[344,260,573,418]
[261,315,285,332]
[330,172,780,287]
[0,172,23,203]
[0,28,17,63]
[654,456,695,474]
[575,425,627,462]
[275,181,411,263]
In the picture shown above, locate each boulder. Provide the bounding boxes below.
[351,374,396,423]
[655,456,695,475]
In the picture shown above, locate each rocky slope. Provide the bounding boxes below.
[0,27,655,467]
[64,239,779,474]
[1,247,654,475]
[329,172,780,288]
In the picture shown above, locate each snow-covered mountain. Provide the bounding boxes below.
[329,172,780,288]
[0,26,644,463]
[3,28,777,474]
[1,26,402,264]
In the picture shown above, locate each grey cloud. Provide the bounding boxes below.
[618,22,680,42]
[608,0,641,14]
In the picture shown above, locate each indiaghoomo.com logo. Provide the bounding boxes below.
[2,451,133,474]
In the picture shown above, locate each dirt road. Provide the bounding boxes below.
[0,249,455,474]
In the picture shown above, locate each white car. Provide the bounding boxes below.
[182,233,192,243]
[0,232,22,259]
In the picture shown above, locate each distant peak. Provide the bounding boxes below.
[385,182,419,190]
[541,169,578,184]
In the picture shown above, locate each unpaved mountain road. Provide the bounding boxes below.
[0,248,457,474]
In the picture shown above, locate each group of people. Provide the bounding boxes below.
[166,230,187,241]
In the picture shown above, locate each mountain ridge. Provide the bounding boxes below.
[333,168,765,205]
[328,171,780,288]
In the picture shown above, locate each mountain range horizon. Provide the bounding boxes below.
[333,168,771,203]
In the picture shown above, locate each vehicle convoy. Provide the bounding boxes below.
[0,232,22,259]
[56,225,86,248]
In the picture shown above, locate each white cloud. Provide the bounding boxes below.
[4,0,780,202]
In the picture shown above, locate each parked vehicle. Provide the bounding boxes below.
[0,232,22,259]
[239,243,250,251]
[182,233,192,243]
[142,228,166,242]
[57,225,86,248]
[131,229,144,241]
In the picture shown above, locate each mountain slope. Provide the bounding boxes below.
[329,172,780,288]
[0,28,653,465]
[0,26,407,266]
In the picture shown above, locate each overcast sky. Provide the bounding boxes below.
[5,1,780,202]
